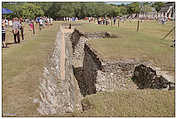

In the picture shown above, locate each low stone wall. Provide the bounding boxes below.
[82,43,175,96]
[64,32,82,111]
[71,29,110,67]
[37,28,82,115]
[70,28,175,97]
[82,43,138,95]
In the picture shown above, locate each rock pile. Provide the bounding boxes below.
[133,64,175,90]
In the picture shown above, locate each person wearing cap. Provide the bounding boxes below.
[12,18,21,43]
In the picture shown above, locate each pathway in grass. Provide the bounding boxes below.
[2,22,60,116]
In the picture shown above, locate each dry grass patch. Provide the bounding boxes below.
[77,20,175,75]
[74,90,175,117]
[2,21,61,116]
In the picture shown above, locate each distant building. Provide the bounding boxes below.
[159,2,175,20]
[139,7,157,20]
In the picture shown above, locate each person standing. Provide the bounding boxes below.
[50,18,53,25]
[113,16,116,25]
[2,24,7,48]
[8,19,13,27]
[19,18,24,40]
[5,18,8,28]
[12,18,21,43]
[39,17,43,30]
[29,20,34,31]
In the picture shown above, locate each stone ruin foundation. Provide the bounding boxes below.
[70,28,175,96]
[37,24,175,115]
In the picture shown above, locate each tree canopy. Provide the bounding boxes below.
[2,2,167,19]
[152,2,165,13]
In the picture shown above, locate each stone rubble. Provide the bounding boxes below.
[133,64,175,90]
[70,28,175,96]
[37,24,175,115]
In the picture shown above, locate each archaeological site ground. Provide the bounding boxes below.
[2,20,175,117]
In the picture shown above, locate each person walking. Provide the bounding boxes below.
[12,18,21,43]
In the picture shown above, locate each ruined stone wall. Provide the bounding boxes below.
[71,29,108,67]
[82,43,138,95]
[70,29,175,97]
[37,28,82,115]
[64,32,82,111]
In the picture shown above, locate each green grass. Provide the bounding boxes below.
[2,22,61,116]
[2,20,175,117]
[77,20,175,74]
[73,90,175,117]
[72,21,175,117]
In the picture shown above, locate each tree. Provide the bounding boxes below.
[21,3,44,19]
[3,2,141,19]
[127,2,141,15]
[152,2,165,13]
[114,6,127,16]
[2,2,44,19]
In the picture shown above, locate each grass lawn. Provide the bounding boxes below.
[2,20,175,117]
[77,20,175,74]
[2,21,60,116]
[74,20,175,117]
[73,90,175,117]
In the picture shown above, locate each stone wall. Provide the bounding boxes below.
[82,43,175,95]
[64,32,82,111]
[82,43,138,95]
[37,28,82,115]
[71,29,88,67]
[70,29,175,97]
[71,29,110,67]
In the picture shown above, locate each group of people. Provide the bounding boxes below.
[36,16,53,30]
[2,17,24,48]
[64,17,78,22]
[2,16,54,48]
[87,16,118,25]
[158,17,168,24]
